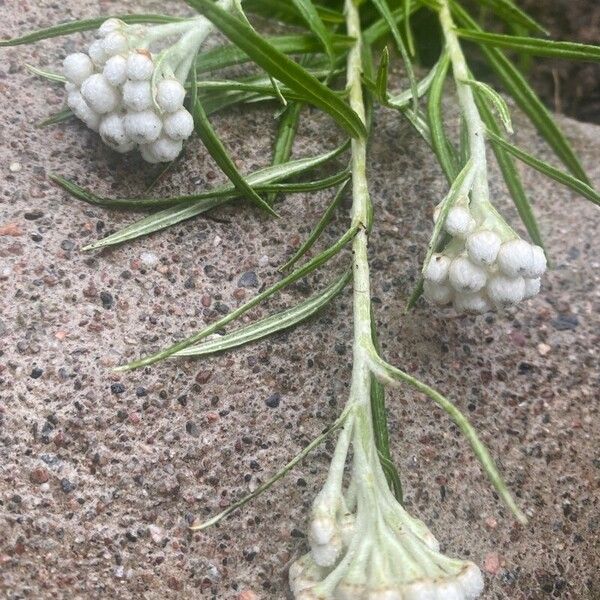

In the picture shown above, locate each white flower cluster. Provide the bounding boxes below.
[63,19,194,163]
[423,203,547,314]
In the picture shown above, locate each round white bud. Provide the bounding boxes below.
[139,143,161,164]
[497,239,537,278]
[445,206,475,238]
[423,280,453,306]
[309,517,335,546]
[149,136,183,162]
[99,113,128,147]
[310,537,341,567]
[523,277,541,300]
[122,80,153,111]
[88,39,108,66]
[81,74,120,114]
[466,229,502,266]
[487,274,525,305]
[63,52,94,86]
[65,82,78,94]
[156,79,186,113]
[429,581,462,600]
[454,292,491,314]
[448,256,487,293]
[458,563,485,599]
[127,51,154,80]
[163,108,194,140]
[423,253,451,284]
[98,18,123,37]
[102,31,129,57]
[103,55,128,87]
[67,91,100,131]
[529,245,547,278]
[124,110,162,144]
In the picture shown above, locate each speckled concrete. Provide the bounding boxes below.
[0,2,599,599]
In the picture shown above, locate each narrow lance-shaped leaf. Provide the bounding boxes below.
[450,2,590,184]
[186,0,366,138]
[290,0,336,67]
[474,91,545,251]
[243,0,345,25]
[487,132,600,206]
[175,270,351,357]
[375,47,391,103]
[0,14,183,46]
[25,64,65,83]
[462,78,513,133]
[473,0,548,35]
[117,226,359,370]
[456,29,600,62]
[280,178,350,271]
[36,108,73,128]
[192,98,278,217]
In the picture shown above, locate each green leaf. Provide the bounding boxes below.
[457,29,600,62]
[474,91,545,250]
[371,0,419,113]
[244,0,344,25]
[363,2,419,46]
[195,34,354,73]
[487,132,600,206]
[462,78,513,133]
[404,0,415,56]
[267,102,302,204]
[192,98,278,217]
[175,270,350,357]
[427,52,459,181]
[52,144,348,249]
[368,353,527,524]
[291,0,336,67]
[36,108,73,128]
[25,64,65,83]
[386,54,443,109]
[117,227,359,370]
[375,47,391,102]
[450,2,590,184]
[370,307,403,504]
[473,0,548,35]
[280,178,349,271]
[186,0,366,138]
[0,14,183,46]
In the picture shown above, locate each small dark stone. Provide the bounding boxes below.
[60,478,75,493]
[334,342,346,355]
[31,234,43,242]
[177,395,188,407]
[24,211,44,220]
[214,302,230,314]
[100,291,114,309]
[238,271,259,288]
[111,383,126,395]
[265,393,281,408]
[185,421,199,437]
[551,314,579,331]
[518,362,535,374]
[250,460,260,470]
[135,387,147,397]
[60,239,75,251]
[290,528,306,538]
[30,367,43,379]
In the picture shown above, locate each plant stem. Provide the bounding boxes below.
[439,0,489,207]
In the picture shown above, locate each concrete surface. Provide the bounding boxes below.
[0,1,599,599]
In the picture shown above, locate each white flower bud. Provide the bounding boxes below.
[124,110,162,143]
[99,113,129,148]
[311,535,342,567]
[112,140,136,154]
[102,31,129,57]
[163,108,194,140]
[523,277,541,300]
[81,74,120,114]
[63,52,94,86]
[127,50,154,80]
[88,39,108,66]
[457,563,484,599]
[310,517,335,546]
[497,239,536,278]
[98,18,123,37]
[67,91,100,131]
[103,55,128,87]
[139,143,161,164]
[423,254,451,284]
[156,79,186,112]
[430,581,462,600]
[402,582,438,600]
[454,293,491,314]
[150,136,183,162]
[448,256,486,293]
[529,245,547,278]
[466,229,501,266]
[445,206,475,238]
[423,280,453,306]
[65,82,78,94]
[122,79,153,111]
[487,274,525,305]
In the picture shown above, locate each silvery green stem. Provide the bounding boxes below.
[439,0,490,208]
